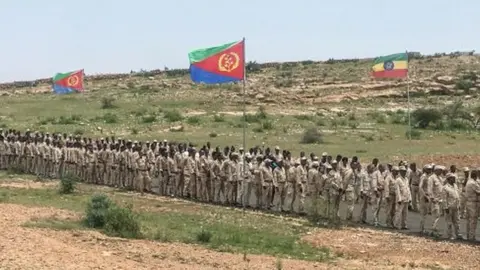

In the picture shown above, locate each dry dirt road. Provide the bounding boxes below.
[0,202,479,270]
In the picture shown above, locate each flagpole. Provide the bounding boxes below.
[241,37,247,212]
[406,51,412,142]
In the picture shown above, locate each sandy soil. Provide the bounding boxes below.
[2,202,477,269]
[304,227,480,270]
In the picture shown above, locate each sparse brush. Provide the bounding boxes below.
[101,97,117,109]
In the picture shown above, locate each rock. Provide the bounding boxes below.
[255,93,265,100]
[469,87,478,92]
[169,125,184,132]
[435,75,455,85]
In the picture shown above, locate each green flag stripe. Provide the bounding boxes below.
[53,71,73,82]
[374,53,408,64]
[188,41,238,63]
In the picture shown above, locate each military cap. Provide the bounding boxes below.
[325,164,332,169]
[434,165,445,171]
[128,139,132,143]
[275,146,280,150]
[163,139,168,142]
[153,139,157,143]
[331,160,338,165]
[463,167,470,172]
[446,173,456,179]
[245,153,251,159]
[313,156,319,161]
[294,159,301,165]
[300,156,307,161]
[321,152,328,156]
[133,140,138,144]
[424,164,433,169]
[311,161,319,167]
[146,141,150,144]
[399,166,407,171]
[391,166,400,171]
[239,147,244,151]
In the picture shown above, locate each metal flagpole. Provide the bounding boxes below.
[242,37,247,212]
[406,51,412,142]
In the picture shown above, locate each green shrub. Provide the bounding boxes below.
[407,129,422,140]
[103,113,119,124]
[59,174,77,194]
[141,115,156,123]
[300,128,323,144]
[213,114,225,122]
[196,229,213,243]
[186,116,201,125]
[412,108,442,128]
[101,97,117,109]
[85,194,112,228]
[104,204,141,239]
[455,79,473,91]
[261,120,274,130]
[164,110,183,122]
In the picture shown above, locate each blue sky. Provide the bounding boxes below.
[0,0,478,82]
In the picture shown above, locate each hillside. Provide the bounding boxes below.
[0,52,479,163]
[1,52,480,107]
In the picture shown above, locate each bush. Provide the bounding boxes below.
[103,113,119,124]
[59,174,77,194]
[101,97,117,109]
[186,116,201,125]
[407,129,422,140]
[85,194,112,228]
[412,108,442,128]
[300,128,323,144]
[455,79,473,91]
[196,229,213,243]
[261,120,274,130]
[84,194,141,239]
[293,115,314,121]
[246,61,262,73]
[213,114,225,122]
[164,110,183,122]
[141,115,156,123]
[209,132,218,138]
[104,204,141,239]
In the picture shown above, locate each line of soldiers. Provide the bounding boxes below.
[0,129,479,241]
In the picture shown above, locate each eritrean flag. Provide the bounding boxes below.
[371,53,408,78]
[188,40,245,84]
[52,69,85,94]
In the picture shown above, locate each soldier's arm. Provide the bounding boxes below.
[273,170,279,187]
[441,187,449,210]
[395,180,402,203]
[384,177,390,198]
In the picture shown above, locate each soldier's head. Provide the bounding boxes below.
[341,156,348,165]
[391,166,399,176]
[463,167,470,178]
[325,163,332,173]
[239,147,244,154]
[410,162,416,171]
[300,151,305,158]
[331,160,338,170]
[399,166,407,177]
[387,163,392,171]
[311,161,319,169]
[103,144,107,150]
[275,146,280,154]
[446,173,456,185]
[433,166,444,176]
[300,156,307,166]
[367,164,374,174]
[321,152,327,163]
[199,149,205,157]
[450,165,456,173]
[336,155,342,162]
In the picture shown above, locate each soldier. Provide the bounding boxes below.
[0,134,6,170]
[359,164,374,224]
[213,153,225,203]
[442,173,462,240]
[24,138,34,174]
[384,165,397,228]
[145,144,155,192]
[428,165,444,235]
[84,144,96,183]
[183,149,196,199]
[342,162,357,221]
[239,153,252,207]
[174,146,185,197]
[307,161,319,200]
[52,141,62,178]
[253,156,264,209]
[166,150,177,196]
[135,148,150,195]
[328,160,343,221]
[408,163,422,212]
[465,168,480,241]
[230,153,240,205]
[153,149,163,195]
[273,159,287,211]
[198,150,209,201]
[261,159,274,209]
[394,166,410,230]
[458,167,469,219]
[418,164,432,233]
[118,145,127,188]
[296,157,308,214]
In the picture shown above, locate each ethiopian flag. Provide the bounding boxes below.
[371,53,408,78]
[52,69,85,94]
[189,40,245,84]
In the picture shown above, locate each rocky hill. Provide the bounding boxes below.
[1,51,479,106]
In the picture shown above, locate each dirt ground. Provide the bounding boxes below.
[0,203,477,270]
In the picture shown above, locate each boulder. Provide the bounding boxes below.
[435,75,455,85]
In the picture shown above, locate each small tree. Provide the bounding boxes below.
[412,108,442,128]
[300,128,323,144]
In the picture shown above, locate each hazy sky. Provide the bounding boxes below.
[0,0,478,82]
